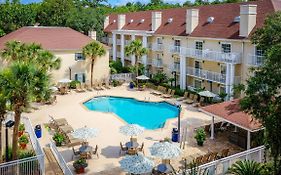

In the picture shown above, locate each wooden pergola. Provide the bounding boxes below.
[199,99,263,150]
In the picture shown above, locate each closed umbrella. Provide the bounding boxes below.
[58,78,71,84]
[120,153,154,174]
[119,124,144,137]
[198,90,217,98]
[49,86,58,92]
[149,141,181,159]
[136,75,150,80]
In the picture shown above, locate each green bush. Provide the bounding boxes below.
[150,72,168,85]
[18,135,29,144]
[174,88,185,96]
[194,128,206,146]
[18,150,36,159]
[69,80,80,89]
[227,160,263,175]
[53,133,65,146]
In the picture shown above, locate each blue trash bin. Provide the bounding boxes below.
[129,82,134,89]
[172,128,179,142]
[34,124,42,138]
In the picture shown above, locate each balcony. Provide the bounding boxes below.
[125,40,131,45]
[117,51,121,58]
[186,66,226,84]
[181,48,242,64]
[169,63,180,72]
[151,43,163,51]
[108,37,112,44]
[152,59,163,68]
[116,39,121,45]
[170,45,181,54]
[247,54,264,66]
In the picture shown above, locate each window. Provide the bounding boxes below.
[255,47,264,56]
[194,61,202,76]
[174,39,181,53]
[75,53,85,61]
[220,64,226,75]
[194,79,202,89]
[75,73,86,83]
[156,53,161,60]
[221,43,231,53]
[157,37,163,44]
[255,46,264,65]
[195,41,203,50]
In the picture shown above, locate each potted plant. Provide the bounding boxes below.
[52,133,65,146]
[18,123,25,137]
[194,128,206,146]
[18,135,29,149]
[73,158,88,174]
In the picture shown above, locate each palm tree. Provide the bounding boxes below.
[227,160,263,175]
[0,62,50,160]
[82,41,106,87]
[125,39,148,77]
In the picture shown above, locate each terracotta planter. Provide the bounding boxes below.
[19,143,27,149]
[75,167,85,174]
[18,131,24,137]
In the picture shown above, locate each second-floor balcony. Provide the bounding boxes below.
[247,54,264,66]
[125,40,131,45]
[182,48,242,64]
[186,66,226,84]
[152,59,163,68]
[117,51,121,58]
[170,45,181,54]
[116,39,121,45]
[151,43,163,51]
[108,37,113,44]
[169,63,180,72]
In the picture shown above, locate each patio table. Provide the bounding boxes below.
[125,141,139,149]
[79,145,93,153]
[156,163,173,174]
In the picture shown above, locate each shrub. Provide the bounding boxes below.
[194,128,206,146]
[18,135,29,144]
[52,133,65,146]
[69,80,80,89]
[18,150,36,159]
[174,88,185,96]
[227,160,263,175]
[150,72,168,85]
[73,158,88,169]
[19,123,25,131]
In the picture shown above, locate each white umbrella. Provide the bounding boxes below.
[136,75,150,80]
[120,153,154,174]
[119,124,145,137]
[198,90,217,98]
[71,126,99,140]
[49,86,58,92]
[149,141,181,159]
[58,78,71,84]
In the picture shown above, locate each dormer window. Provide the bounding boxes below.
[75,53,85,61]
[207,17,214,23]
[140,19,145,23]
[234,16,240,23]
[168,18,173,23]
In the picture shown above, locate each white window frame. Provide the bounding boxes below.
[75,53,85,61]
[195,40,203,50]
[194,60,202,69]
[74,72,86,83]
[221,42,232,53]
[194,79,202,89]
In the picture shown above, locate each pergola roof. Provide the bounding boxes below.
[200,99,263,132]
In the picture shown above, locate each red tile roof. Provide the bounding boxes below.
[0,27,94,51]
[104,0,280,39]
[200,99,262,131]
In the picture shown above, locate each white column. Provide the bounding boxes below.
[120,34,125,66]
[210,116,215,140]
[247,130,251,150]
[142,35,148,66]
[180,56,186,90]
[131,35,135,65]
[112,33,117,61]
[225,63,231,100]
[229,64,235,100]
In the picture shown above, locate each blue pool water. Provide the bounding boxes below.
[83,96,180,130]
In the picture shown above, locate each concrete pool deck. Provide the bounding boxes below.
[25,84,241,174]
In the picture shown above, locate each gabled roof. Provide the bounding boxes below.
[200,99,262,132]
[0,27,95,51]
[105,0,280,39]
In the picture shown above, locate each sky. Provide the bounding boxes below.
[19,0,193,6]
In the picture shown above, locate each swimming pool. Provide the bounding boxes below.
[83,96,180,130]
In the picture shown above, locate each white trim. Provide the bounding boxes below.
[112,29,153,36]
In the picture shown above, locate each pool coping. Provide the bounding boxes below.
[80,95,184,132]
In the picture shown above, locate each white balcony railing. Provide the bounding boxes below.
[186,66,226,84]
[181,48,242,64]
[247,54,264,66]
[151,43,163,51]
[116,39,121,45]
[170,45,181,54]
[125,40,131,45]
[152,59,163,68]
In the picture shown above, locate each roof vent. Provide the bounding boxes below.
[168,18,173,23]
[113,20,116,23]
[207,16,215,23]
[129,19,134,23]
[140,19,145,23]
[234,16,240,23]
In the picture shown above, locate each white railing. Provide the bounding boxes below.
[152,59,163,68]
[151,43,163,51]
[125,40,131,45]
[49,141,73,175]
[0,114,45,174]
[169,63,180,72]
[247,54,264,66]
[181,48,242,64]
[186,66,226,84]
[110,73,135,82]
[180,146,265,175]
[170,45,181,54]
